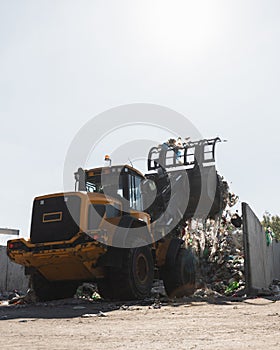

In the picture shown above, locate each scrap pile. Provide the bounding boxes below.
[184,192,245,297]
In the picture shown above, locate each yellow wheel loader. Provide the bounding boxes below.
[7,138,226,301]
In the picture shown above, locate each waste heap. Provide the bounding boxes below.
[184,192,245,297]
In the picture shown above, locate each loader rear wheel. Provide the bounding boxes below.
[31,273,79,301]
[161,248,196,298]
[97,244,154,300]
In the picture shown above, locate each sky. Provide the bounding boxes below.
[0,0,279,237]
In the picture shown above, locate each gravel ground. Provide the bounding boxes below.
[1,296,280,350]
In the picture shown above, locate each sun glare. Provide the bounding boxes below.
[143,1,221,55]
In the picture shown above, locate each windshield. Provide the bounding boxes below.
[86,174,103,193]
[86,174,119,195]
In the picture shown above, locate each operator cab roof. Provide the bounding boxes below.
[84,164,146,179]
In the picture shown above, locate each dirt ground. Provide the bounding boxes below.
[0,297,280,350]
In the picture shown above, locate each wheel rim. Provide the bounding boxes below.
[135,253,149,283]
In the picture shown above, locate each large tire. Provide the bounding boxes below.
[161,248,196,298]
[97,244,154,300]
[31,273,80,301]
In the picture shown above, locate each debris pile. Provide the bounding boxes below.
[185,193,245,297]
[269,280,280,296]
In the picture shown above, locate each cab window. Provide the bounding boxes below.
[128,174,143,211]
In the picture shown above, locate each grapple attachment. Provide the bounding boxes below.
[145,138,228,224]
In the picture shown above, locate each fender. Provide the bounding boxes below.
[97,246,125,268]
[112,215,150,247]
[99,216,150,268]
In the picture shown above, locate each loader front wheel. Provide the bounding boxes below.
[161,248,196,298]
[97,244,154,300]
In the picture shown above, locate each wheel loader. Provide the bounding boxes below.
[7,137,227,301]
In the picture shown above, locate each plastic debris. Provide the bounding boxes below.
[81,311,107,318]
[8,289,37,305]
[149,301,162,309]
[225,281,240,295]
[8,290,20,300]
[81,313,97,318]
[151,280,166,298]
[75,283,101,301]
[98,311,107,317]
[265,228,275,246]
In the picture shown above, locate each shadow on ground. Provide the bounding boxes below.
[2,293,277,321]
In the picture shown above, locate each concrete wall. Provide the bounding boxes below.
[242,202,280,294]
[0,246,29,293]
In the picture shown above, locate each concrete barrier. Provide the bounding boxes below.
[242,202,280,294]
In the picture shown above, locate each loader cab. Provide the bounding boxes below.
[75,165,145,212]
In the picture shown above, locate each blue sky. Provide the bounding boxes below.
[0,0,279,236]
